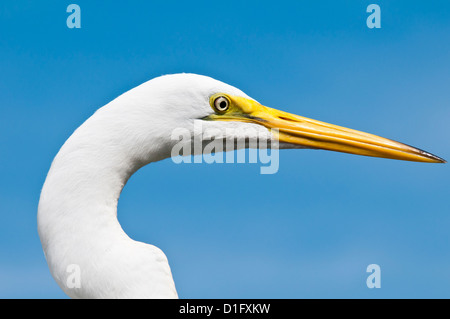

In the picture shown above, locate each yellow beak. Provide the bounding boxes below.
[208,95,445,163]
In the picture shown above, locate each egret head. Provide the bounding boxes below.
[111,73,445,164]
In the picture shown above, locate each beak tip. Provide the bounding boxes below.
[425,153,446,164]
[406,145,446,164]
[426,155,446,164]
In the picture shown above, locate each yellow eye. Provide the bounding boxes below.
[213,96,230,112]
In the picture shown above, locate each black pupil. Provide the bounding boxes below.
[219,100,227,109]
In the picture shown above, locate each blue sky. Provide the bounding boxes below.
[0,0,449,298]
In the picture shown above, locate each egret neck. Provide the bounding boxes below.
[38,100,178,299]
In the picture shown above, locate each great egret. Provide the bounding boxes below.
[37,73,445,298]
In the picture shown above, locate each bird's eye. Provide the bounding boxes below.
[213,96,230,112]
